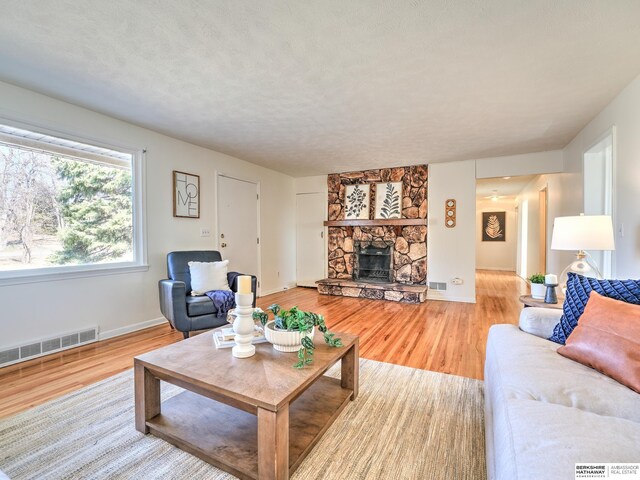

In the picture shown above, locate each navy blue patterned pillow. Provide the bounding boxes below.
[549,273,640,344]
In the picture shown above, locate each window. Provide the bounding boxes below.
[0,122,146,282]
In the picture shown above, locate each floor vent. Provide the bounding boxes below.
[0,326,98,367]
[428,282,448,291]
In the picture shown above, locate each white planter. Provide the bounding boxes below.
[264,321,315,352]
[530,283,546,300]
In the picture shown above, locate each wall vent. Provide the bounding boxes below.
[428,282,448,291]
[61,333,79,348]
[0,326,98,367]
[79,329,96,343]
[0,348,20,365]
[20,343,41,358]
[42,338,61,353]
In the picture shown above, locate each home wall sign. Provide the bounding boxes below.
[173,170,200,218]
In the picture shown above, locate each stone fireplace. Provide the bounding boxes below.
[316,165,428,303]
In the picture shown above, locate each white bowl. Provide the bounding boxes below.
[264,321,314,352]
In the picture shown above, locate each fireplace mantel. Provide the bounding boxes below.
[323,219,426,227]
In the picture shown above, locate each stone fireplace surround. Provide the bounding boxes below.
[317,165,428,304]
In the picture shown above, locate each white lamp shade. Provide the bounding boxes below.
[551,215,615,251]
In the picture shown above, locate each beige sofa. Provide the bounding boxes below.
[484,307,640,480]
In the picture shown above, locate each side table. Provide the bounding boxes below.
[518,295,564,309]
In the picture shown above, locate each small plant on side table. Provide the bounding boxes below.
[528,273,545,284]
[528,273,546,300]
[253,304,343,368]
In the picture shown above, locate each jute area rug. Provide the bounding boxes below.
[0,359,485,480]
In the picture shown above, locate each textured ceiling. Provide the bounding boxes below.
[476,175,536,199]
[1,1,640,177]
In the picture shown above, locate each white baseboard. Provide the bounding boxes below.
[426,291,476,304]
[476,267,516,272]
[98,317,166,341]
[259,282,298,297]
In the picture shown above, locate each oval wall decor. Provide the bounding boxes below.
[445,199,456,228]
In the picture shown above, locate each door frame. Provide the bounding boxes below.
[538,186,548,274]
[295,191,328,286]
[583,125,616,279]
[215,171,262,297]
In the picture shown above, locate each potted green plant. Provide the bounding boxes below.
[253,304,343,368]
[528,273,546,300]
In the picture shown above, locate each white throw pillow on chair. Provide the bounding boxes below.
[188,260,230,295]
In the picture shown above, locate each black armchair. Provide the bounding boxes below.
[158,250,257,338]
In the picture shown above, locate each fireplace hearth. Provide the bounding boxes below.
[355,243,392,283]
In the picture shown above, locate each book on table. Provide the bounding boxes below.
[213,325,267,349]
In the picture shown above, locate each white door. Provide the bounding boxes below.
[296,193,326,287]
[218,175,260,291]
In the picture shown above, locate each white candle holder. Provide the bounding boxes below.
[232,292,256,358]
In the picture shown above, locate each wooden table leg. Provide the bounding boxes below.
[258,404,289,480]
[134,362,160,434]
[341,339,359,400]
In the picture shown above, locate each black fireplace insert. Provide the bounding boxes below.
[354,243,392,283]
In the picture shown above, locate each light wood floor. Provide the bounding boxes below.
[0,270,527,419]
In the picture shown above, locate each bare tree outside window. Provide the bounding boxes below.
[0,142,133,271]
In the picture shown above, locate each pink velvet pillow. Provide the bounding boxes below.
[557,291,640,393]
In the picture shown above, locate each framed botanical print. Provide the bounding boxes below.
[482,211,506,241]
[173,170,200,218]
[374,182,402,219]
[344,184,370,220]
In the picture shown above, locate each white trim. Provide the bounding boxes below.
[0,111,144,154]
[259,282,298,297]
[426,291,476,303]
[0,116,148,284]
[0,263,149,286]
[476,267,516,272]
[216,172,262,296]
[582,125,617,279]
[98,317,166,341]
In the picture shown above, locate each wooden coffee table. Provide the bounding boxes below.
[134,330,359,480]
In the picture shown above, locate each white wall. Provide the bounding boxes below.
[0,81,296,349]
[515,174,578,279]
[427,160,476,303]
[476,150,563,179]
[562,74,640,279]
[476,198,517,271]
[294,175,327,195]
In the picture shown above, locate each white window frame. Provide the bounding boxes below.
[0,119,148,286]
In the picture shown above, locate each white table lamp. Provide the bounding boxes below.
[551,214,615,288]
